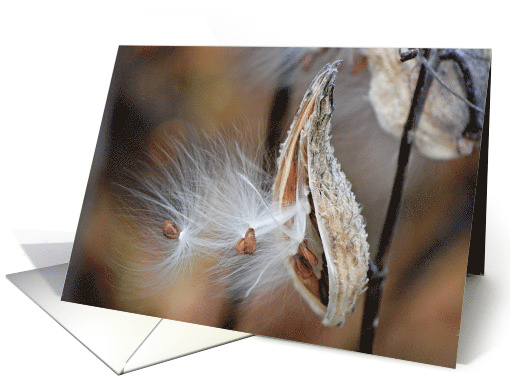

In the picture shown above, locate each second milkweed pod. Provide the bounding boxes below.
[274,61,370,327]
[365,48,491,160]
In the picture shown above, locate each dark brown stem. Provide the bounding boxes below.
[358,49,437,354]
[438,49,483,141]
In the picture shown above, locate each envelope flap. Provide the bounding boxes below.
[7,264,161,374]
[123,319,251,373]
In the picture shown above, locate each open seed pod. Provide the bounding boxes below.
[274,62,370,327]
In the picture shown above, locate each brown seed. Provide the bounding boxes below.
[299,242,318,266]
[292,254,314,279]
[235,228,257,255]
[163,220,180,239]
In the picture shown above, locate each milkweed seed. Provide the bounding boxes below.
[299,242,318,266]
[292,253,314,279]
[236,228,257,255]
[163,220,180,239]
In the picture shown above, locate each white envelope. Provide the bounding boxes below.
[6,232,251,375]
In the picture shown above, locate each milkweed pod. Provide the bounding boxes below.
[274,61,370,327]
[365,48,491,159]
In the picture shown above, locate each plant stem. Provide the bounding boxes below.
[438,49,483,141]
[358,50,437,354]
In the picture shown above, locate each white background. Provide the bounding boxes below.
[1,1,509,380]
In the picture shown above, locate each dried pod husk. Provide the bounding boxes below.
[274,62,370,326]
[365,48,491,160]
